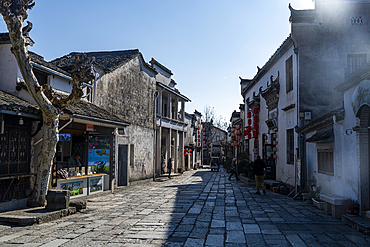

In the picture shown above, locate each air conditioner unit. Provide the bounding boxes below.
[305,112,311,120]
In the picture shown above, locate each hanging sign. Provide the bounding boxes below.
[86,124,94,132]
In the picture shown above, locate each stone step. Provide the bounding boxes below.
[342,214,370,236]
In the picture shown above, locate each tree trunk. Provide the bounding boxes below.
[0,0,94,207]
[27,114,59,207]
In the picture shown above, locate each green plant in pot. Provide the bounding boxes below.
[344,199,359,215]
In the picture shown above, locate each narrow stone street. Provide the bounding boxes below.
[1,167,370,247]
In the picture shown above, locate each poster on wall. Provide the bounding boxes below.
[60,181,84,196]
[90,177,103,192]
[88,135,110,174]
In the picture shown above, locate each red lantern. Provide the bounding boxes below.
[254,115,259,122]
[247,112,251,118]
[197,126,200,130]
[248,133,252,139]
[247,126,251,132]
[203,128,205,131]
[248,119,252,125]
[203,145,206,148]
[254,131,259,138]
[243,130,247,135]
[254,107,259,114]
[190,152,192,156]
[254,123,259,130]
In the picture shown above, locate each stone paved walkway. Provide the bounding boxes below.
[1,167,370,246]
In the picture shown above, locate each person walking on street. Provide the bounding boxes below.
[228,158,239,181]
[253,155,266,194]
[168,158,172,178]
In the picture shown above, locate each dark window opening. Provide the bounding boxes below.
[286,129,294,164]
[318,148,334,176]
[286,56,293,93]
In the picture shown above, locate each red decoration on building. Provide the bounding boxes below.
[248,119,252,125]
[254,123,259,130]
[247,112,251,118]
[254,115,259,122]
[254,131,258,138]
[254,107,259,114]
[197,126,200,130]
[248,133,252,139]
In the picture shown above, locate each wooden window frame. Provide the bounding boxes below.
[318,148,334,176]
[286,129,294,164]
[286,56,293,93]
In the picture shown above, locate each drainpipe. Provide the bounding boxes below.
[293,40,300,195]
[153,91,159,181]
[33,116,74,146]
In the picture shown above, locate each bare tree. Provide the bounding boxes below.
[0,0,94,207]
[202,105,227,160]
[202,105,227,131]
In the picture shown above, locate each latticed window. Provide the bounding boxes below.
[0,126,30,177]
[318,148,334,176]
[0,124,30,202]
[348,54,367,74]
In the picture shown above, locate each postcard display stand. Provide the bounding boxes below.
[56,174,108,198]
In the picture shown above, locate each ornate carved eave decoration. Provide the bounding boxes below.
[246,90,261,109]
[261,72,280,111]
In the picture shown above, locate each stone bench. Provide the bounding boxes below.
[320,194,347,219]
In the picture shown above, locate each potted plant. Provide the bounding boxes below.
[344,199,360,215]
[309,176,324,210]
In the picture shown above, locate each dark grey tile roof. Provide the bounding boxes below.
[0,90,40,115]
[64,99,127,124]
[0,32,34,45]
[0,90,127,125]
[298,108,344,134]
[51,50,141,73]
[306,126,334,143]
[150,58,173,75]
[29,51,71,77]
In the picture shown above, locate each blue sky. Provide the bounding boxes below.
[0,0,314,121]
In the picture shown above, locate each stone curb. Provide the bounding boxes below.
[0,207,76,226]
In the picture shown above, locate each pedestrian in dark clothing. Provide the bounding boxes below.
[168,158,172,178]
[228,158,239,181]
[253,155,266,194]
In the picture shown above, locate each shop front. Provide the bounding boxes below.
[51,113,128,198]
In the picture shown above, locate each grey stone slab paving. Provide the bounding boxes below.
[0,167,369,247]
